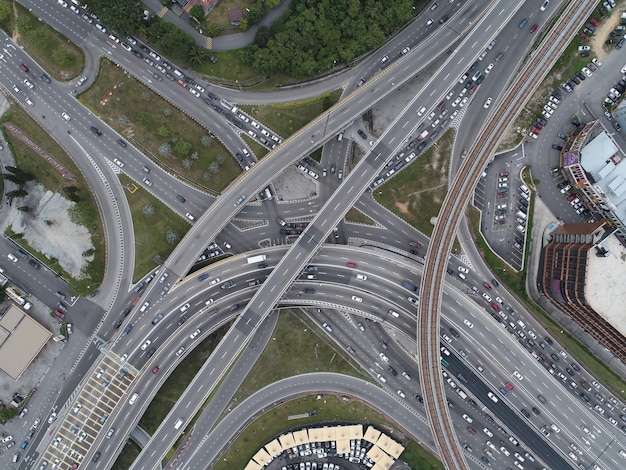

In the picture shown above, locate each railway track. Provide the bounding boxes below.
[416,1,599,469]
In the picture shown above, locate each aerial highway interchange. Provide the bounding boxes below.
[1,1,626,470]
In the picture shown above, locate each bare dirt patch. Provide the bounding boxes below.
[8,183,94,278]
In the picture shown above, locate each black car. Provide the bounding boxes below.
[521,408,531,418]
[570,75,581,85]
[146,347,156,358]
[117,139,127,147]
[41,73,51,83]
[229,303,239,311]
[221,280,235,289]
[536,117,547,126]
[303,288,315,294]
[552,144,563,151]
[558,132,567,140]
[92,452,101,463]
[449,327,460,338]
[122,307,131,317]
[439,15,449,24]
[357,129,367,139]
[178,315,188,326]
[176,195,186,203]
[575,71,586,81]
[545,336,553,344]
[414,394,423,403]
[139,44,149,53]
[212,105,223,114]
[532,407,540,415]
[617,38,626,49]
[113,319,122,329]
[132,50,143,59]
[90,126,102,136]
[579,50,590,57]
[387,366,398,376]
[207,92,218,100]
[28,259,41,269]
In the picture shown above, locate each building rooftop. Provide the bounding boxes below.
[580,131,626,224]
[0,304,53,380]
[586,234,626,338]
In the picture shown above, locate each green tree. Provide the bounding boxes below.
[175,141,192,156]
[88,0,144,35]
[137,112,152,125]
[0,2,13,22]
[189,5,205,22]
[165,228,181,244]
[239,18,249,32]
[206,22,220,38]
[254,25,270,47]
[158,143,172,157]
[157,126,170,138]
[266,0,282,8]
[7,188,28,198]
[188,45,208,66]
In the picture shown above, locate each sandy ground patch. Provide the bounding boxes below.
[9,183,94,278]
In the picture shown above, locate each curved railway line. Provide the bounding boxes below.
[417,1,599,469]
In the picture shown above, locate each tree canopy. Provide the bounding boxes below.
[244,0,414,77]
[89,0,144,35]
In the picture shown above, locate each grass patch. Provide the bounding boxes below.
[230,310,369,408]
[79,59,240,193]
[373,130,456,247]
[401,440,445,470]
[112,439,142,470]
[6,1,85,80]
[345,208,375,225]
[242,134,269,159]
[0,105,105,296]
[214,394,437,470]
[238,90,341,139]
[196,48,265,85]
[206,0,257,29]
[118,175,190,281]
[138,322,231,434]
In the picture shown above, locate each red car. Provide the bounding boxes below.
[409,241,422,248]
[152,366,160,374]
[491,303,501,312]
[466,426,476,435]
[530,127,541,135]
[54,309,65,319]
[499,171,509,177]
[483,282,492,290]
[567,193,576,202]
[468,85,477,95]
[530,23,538,33]
[590,18,600,27]
[505,382,515,391]
[496,192,507,199]
[346,262,357,268]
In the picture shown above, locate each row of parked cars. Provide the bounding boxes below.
[561,57,601,93]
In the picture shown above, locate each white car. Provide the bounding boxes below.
[48,412,57,424]
[113,158,125,167]
[483,97,492,109]
[402,371,411,380]
[540,0,550,11]
[7,253,18,263]
[25,97,34,106]
[482,292,491,301]
[463,319,474,328]
[483,427,493,437]
[209,277,220,285]
[180,303,190,312]
[487,391,498,402]
[189,328,201,339]
[397,389,406,398]
[351,295,362,303]
[140,340,151,351]
[62,112,71,121]
[189,88,200,97]
[495,296,504,304]
[582,67,592,77]
[484,63,494,74]
[550,423,561,433]
[379,352,389,363]
[355,273,367,281]
[513,371,523,380]
[452,97,461,107]
[22,79,34,89]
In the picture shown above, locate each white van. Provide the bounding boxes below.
[457,389,468,399]
[173,69,184,79]
[516,211,527,220]
[174,418,184,430]
[337,131,344,141]
[387,309,400,318]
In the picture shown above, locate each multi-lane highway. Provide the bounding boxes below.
[4,1,626,470]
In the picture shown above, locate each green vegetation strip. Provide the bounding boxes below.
[213,394,442,470]
[374,130,454,238]
[0,105,105,295]
[0,1,85,80]
[118,174,190,284]
[112,440,142,470]
[79,59,240,193]
[345,208,376,225]
[239,90,341,139]
[138,323,231,435]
